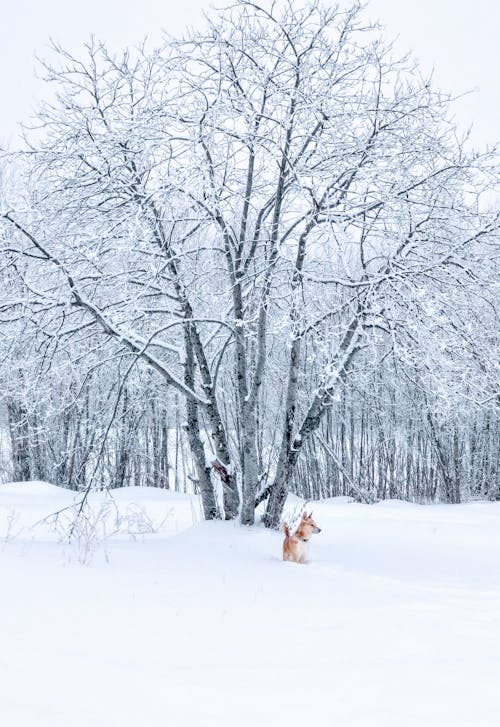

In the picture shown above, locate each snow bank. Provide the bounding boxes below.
[0,480,74,497]
[0,481,201,541]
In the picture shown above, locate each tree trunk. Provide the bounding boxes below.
[184,327,220,520]
[7,399,31,482]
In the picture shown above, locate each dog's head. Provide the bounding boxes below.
[298,510,321,537]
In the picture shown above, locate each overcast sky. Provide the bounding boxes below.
[1,0,499,148]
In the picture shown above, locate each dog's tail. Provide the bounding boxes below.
[283,522,290,538]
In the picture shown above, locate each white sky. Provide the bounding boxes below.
[1,0,499,148]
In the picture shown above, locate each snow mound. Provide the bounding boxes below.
[108,485,195,504]
[0,482,201,541]
[0,480,74,498]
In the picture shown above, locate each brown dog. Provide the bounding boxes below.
[282,511,321,564]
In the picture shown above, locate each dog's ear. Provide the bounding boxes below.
[308,511,313,518]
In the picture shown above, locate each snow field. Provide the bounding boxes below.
[1,483,500,726]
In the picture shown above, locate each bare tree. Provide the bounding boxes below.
[1,1,498,526]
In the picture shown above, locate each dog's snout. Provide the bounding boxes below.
[316,527,322,533]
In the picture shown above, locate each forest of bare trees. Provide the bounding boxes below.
[1,0,499,527]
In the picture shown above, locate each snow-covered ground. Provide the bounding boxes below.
[1,482,500,726]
